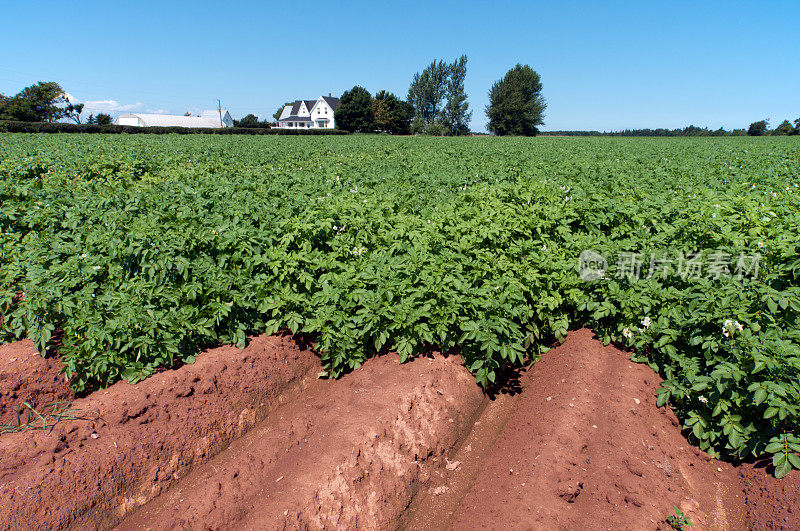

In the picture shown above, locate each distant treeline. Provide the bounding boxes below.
[541,126,748,137]
[0,121,349,135]
[542,120,799,137]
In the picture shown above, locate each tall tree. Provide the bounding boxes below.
[335,86,375,132]
[441,55,471,135]
[373,91,413,135]
[485,64,546,136]
[794,117,800,135]
[773,119,793,135]
[747,120,769,136]
[0,81,68,122]
[407,59,449,126]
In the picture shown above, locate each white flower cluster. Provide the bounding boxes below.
[722,319,744,338]
[350,246,367,256]
[332,225,346,235]
[622,327,634,340]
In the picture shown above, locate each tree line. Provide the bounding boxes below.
[333,58,547,136]
[541,118,800,137]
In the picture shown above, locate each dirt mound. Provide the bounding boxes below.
[446,329,746,529]
[0,340,73,425]
[0,334,320,530]
[117,353,483,529]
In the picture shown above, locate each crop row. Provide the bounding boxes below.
[1,134,798,476]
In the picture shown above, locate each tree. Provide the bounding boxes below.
[335,86,375,132]
[95,113,112,125]
[794,117,800,135]
[63,98,85,124]
[373,91,413,135]
[273,102,293,122]
[485,64,547,136]
[773,119,793,135]
[747,119,769,136]
[236,114,261,128]
[407,59,450,127]
[441,55,471,135]
[0,81,68,122]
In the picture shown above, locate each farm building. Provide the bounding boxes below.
[277,94,339,129]
[114,110,234,128]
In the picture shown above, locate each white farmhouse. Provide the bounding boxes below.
[114,110,234,128]
[277,95,340,129]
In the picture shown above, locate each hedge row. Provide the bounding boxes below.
[0,121,349,135]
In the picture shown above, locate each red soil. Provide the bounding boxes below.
[447,329,746,530]
[0,340,73,425]
[117,353,483,530]
[0,329,797,530]
[0,334,320,529]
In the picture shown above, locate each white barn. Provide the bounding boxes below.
[114,110,234,128]
[277,95,339,129]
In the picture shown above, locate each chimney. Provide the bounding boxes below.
[328,93,331,97]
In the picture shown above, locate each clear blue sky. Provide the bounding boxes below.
[1,1,797,132]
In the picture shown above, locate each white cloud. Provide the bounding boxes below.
[83,99,145,114]
[61,93,146,114]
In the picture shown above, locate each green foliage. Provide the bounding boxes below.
[773,120,794,136]
[235,113,269,128]
[407,59,450,126]
[408,56,471,134]
[666,506,694,530]
[748,119,769,136]
[373,91,413,135]
[335,86,376,133]
[441,55,471,135]
[0,81,69,122]
[486,64,546,136]
[0,135,799,478]
[95,113,112,125]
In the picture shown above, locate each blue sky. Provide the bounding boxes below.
[1,1,798,132]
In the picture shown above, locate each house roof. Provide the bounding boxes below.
[278,115,311,122]
[283,96,340,117]
[322,96,339,111]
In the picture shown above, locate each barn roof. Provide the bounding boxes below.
[117,110,230,128]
